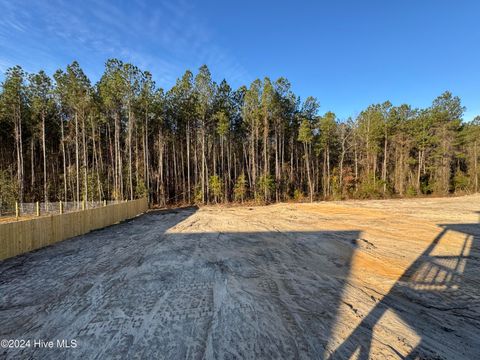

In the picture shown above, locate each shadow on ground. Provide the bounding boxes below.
[328,217,480,359]
[0,207,479,359]
[0,207,360,359]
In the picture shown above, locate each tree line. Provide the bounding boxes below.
[0,60,479,208]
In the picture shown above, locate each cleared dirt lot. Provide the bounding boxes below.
[1,195,479,359]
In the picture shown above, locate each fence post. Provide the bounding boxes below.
[36,201,40,216]
[15,201,19,220]
[59,201,63,214]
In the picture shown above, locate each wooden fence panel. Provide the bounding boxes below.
[0,198,148,261]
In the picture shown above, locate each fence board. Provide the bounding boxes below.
[0,198,148,261]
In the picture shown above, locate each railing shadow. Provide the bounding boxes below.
[0,206,360,359]
[328,216,480,359]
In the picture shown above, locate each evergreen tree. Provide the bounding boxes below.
[0,60,477,207]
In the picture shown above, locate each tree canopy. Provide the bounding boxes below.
[0,61,478,207]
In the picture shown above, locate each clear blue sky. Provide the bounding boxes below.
[0,0,479,120]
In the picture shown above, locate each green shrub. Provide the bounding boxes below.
[420,180,434,195]
[135,181,148,198]
[0,170,17,214]
[257,175,275,203]
[405,185,417,197]
[293,189,304,201]
[453,171,469,193]
[233,173,248,202]
[356,176,383,199]
[209,175,223,203]
[194,185,203,204]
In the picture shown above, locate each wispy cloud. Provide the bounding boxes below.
[0,0,250,86]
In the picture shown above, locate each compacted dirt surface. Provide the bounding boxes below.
[1,195,479,359]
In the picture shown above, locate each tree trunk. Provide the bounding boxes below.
[382,133,388,194]
[202,125,206,203]
[31,137,35,190]
[128,106,134,200]
[82,111,88,203]
[75,112,80,206]
[417,150,422,193]
[42,111,47,203]
[304,142,313,202]
[474,141,478,193]
[186,121,191,203]
[61,117,67,202]
[16,107,24,203]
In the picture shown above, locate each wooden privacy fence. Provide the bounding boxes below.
[0,198,148,261]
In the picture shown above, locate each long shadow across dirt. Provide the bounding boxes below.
[329,218,480,359]
[1,206,479,359]
[1,207,360,359]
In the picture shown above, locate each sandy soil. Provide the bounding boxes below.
[1,195,479,359]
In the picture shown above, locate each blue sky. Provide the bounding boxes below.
[0,0,479,120]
